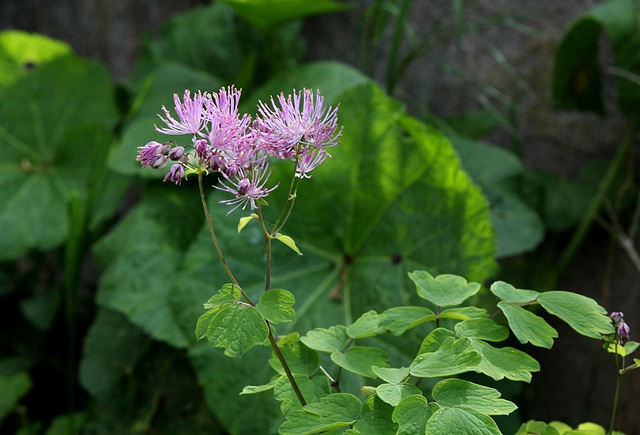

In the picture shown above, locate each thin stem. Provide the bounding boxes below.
[270,166,301,235]
[258,206,273,292]
[268,326,306,405]
[198,172,254,305]
[609,339,622,435]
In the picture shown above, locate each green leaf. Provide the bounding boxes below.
[392,395,433,435]
[498,302,558,348]
[432,379,517,416]
[347,310,386,338]
[278,393,361,435]
[257,289,296,324]
[0,372,31,421]
[269,335,320,377]
[206,304,269,357]
[439,306,489,320]
[417,328,456,354]
[537,291,615,339]
[331,346,390,378]
[0,30,72,89]
[45,413,86,435]
[79,308,151,399]
[240,376,280,395]
[490,281,539,303]
[219,0,351,32]
[410,338,481,378]
[454,318,509,342]
[274,374,331,415]
[409,271,481,307]
[379,306,435,336]
[552,0,640,115]
[515,420,561,435]
[0,56,120,259]
[371,366,410,384]
[301,325,350,353]
[470,340,540,382]
[203,283,242,309]
[425,406,502,435]
[353,395,398,434]
[273,232,303,256]
[376,383,422,407]
[238,215,257,233]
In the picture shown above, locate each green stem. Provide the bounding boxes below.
[554,111,640,285]
[198,172,254,305]
[268,330,306,405]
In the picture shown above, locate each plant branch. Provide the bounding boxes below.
[268,328,306,406]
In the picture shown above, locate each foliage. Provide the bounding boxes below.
[1,1,639,434]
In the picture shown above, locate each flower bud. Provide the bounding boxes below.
[151,154,168,169]
[163,164,185,185]
[619,321,630,341]
[168,146,185,161]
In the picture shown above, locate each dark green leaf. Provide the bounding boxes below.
[274,374,331,415]
[425,406,502,435]
[490,281,539,303]
[371,366,410,384]
[353,395,398,434]
[417,328,456,354]
[379,306,435,336]
[376,383,422,407]
[269,334,320,376]
[392,395,432,435]
[347,310,386,338]
[206,304,269,357]
[0,372,31,421]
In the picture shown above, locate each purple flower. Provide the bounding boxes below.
[295,148,329,178]
[137,141,170,168]
[156,90,207,136]
[215,161,278,214]
[610,312,624,325]
[255,89,342,167]
[164,163,185,185]
[619,321,630,342]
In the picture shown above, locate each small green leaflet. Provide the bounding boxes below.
[237,214,257,233]
[498,302,558,348]
[410,338,481,378]
[331,346,390,378]
[431,379,517,415]
[409,271,481,307]
[256,289,295,324]
[300,325,350,353]
[278,393,361,434]
[273,232,303,256]
[537,291,615,338]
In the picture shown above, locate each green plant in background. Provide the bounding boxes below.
[1,0,639,433]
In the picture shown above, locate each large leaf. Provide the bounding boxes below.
[0,55,122,259]
[537,291,615,339]
[409,338,481,378]
[219,0,351,32]
[552,0,640,115]
[0,30,72,89]
[425,406,502,435]
[431,379,517,416]
[498,302,558,348]
[278,393,362,435]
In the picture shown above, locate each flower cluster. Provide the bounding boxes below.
[610,311,631,344]
[137,87,341,213]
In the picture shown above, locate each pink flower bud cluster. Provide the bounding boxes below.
[137,87,341,213]
[610,311,631,343]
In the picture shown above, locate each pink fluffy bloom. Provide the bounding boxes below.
[155,90,207,136]
[255,89,342,165]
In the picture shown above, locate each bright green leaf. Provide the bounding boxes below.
[417,328,456,354]
[537,291,615,339]
[410,271,481,307]
[278,393,361,435]
[353,395,398,434]
[331,346,390,378]
[301,325,350,353]
[273,232,303,256]
[454,318,509,342]
[426,406,502,435]
[440,306,490,320]
[274,374,331,415]
[238,215,257,233]
[240,375,280,395]
[574,422,607,434]
[372,366,410,384]
[471,340,540,382]
[257,289,295,324]
[347,310,386,338]
[392,395,432,435]
[432,379,517,415]
[410,338,481,378]
[498,302,558,348]
[490,281,539,303]
[203,283,242,309]
[269,337,319,377]
[379,306,435,336]
[206,304,269,357]
[376,383,422,407]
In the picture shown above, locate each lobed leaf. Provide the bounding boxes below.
[498,302,558,348]
[537,291,615,339]
[206,304,269,357]
[301,325,350,353]
[347,310,386,339]
[376,383,422,407]
[425,407,502,435]
[269,336,320,377]
[278,393,361,434]
[454,318,509,342]
[392,395,433,435]
[410,338,481,378]
[490,281,539,303]
[432,379,517,415]
[257,289,296,324]
[379,306,435,336]
[470,340,540,382]
[353,395,398,434]
[331,346,390,378]
[371,366,410,384]
[410,271,481,307]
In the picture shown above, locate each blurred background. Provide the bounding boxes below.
[1,0,638,433]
